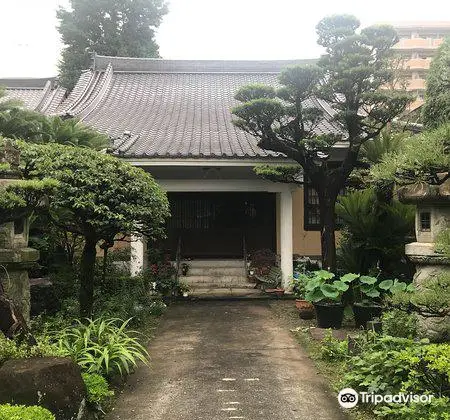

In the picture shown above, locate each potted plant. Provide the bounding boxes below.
[178,281,190,297]
[258,267,284,296]
[291,274,315,319]
[352,275,414,328]
[304,270,357,329]
[181,262,190,276]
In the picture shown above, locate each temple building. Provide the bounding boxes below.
[1,55,348,285]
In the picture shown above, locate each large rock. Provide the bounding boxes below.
[0,357,87,420]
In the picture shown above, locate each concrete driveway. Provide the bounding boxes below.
[107,300,348,420]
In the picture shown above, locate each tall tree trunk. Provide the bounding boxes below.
[79,236,97,318]
[318,193,337,272]
[102,246,108,286]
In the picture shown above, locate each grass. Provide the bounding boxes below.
[269,300,377,420]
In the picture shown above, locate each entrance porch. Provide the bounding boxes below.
[164,192,276,259]
[131,178,294,288]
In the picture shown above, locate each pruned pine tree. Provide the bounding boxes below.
[232,15,411,271]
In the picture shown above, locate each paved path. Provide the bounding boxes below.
[107,301,348,420]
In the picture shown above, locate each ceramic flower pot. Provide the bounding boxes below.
[313,302,345,329]
[295,299,315,319]
[266,288,285,298]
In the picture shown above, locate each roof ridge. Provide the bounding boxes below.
[78,64,114,121]
[59,71,97,116]
[34,80,53,112]
[92,54,316,74]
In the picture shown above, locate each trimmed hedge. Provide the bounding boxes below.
[0,404,55,420]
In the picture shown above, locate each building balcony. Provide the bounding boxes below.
[393,38,443,50]
[404,58,432,70]
[408,78,426,90]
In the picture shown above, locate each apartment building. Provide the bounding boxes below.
[391,22,450,110]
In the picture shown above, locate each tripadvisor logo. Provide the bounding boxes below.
[338,388,358,408]
[338,388,434,409]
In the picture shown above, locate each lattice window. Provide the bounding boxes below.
[304,183,344,231]
[420,212,431,231]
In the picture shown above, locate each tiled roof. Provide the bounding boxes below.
[0,77,66,113]
[2,56,346,160]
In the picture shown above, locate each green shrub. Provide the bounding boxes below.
[0,404,55,420]
[346,336,449,400]
[345,335,419,394]
[397,343,450,397]
[0,333,61,367]
[375,397,450,420]
[319,330,348,361]
[382,309,418,338]
[82,372,114,406]
[93,274,166,325]
[55,317,148,377]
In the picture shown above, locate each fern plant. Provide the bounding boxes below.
[55,317,148,377]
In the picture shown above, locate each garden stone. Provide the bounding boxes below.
[30,278,61,316]
[0,356,87,420]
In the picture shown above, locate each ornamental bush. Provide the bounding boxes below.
[144,261,178,296]
[55,317,148,377]
[19,142,170,317]
[0,404,54,420]
[82,372,114,406]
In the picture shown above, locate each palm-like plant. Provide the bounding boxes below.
[361,129,407,165]
[0,88,108,149]
[40,117,108,149]
[0,87,44,140]
[336,188,415,275]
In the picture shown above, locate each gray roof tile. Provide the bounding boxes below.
[0,78,66,112]
[2,56,346,160]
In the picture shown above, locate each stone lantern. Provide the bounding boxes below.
[398,180,450,340]
[0,140,39,321]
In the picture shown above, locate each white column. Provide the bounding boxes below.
[280,189,293,288]
[130,235,145,277]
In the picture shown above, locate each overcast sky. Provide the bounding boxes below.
[0,0,449,77]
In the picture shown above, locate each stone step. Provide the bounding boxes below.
[188,287,264,298]
[184,267,246,276]
[180,259,244,268]
[187,282,255,289]
[183,275,247,283]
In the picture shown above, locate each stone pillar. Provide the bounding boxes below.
[0,141,39,321]
[279,190,293,288]
[130,235,145,277]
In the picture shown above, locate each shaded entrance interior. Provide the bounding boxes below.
[163,192,276,258]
